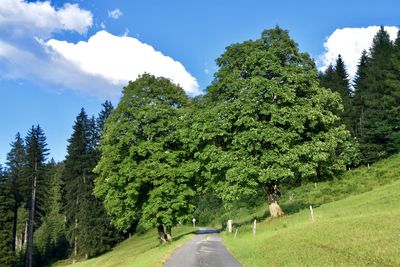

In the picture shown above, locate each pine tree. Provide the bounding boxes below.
[25,125,49,267]
[385,29,400,155]
[358,26,395,162]
[352,50,369,139]
[63,108,117,260]
[6,132,27,255]
[0,165,16,266]
[33,161,68,266]
[320,55,353,134]
[96,100,114,135]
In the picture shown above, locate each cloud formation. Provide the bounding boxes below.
[319,26,398,81]
[108,8,123,19]
[0,1,200,98]
[0,0,93,38]
[47,31,200,96]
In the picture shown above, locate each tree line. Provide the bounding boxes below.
[319,26,400,163]
[0,26,399,265]
[0,102,122,266]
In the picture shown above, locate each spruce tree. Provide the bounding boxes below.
[385,29,400,155]
[320,55,353,134]
[6,132,27,255]
[0,165,16,266]
[352,50,370,140]
[25,125,49,267]
[63,108,117,259]
[33,161,68,266]
[358,26,394,162]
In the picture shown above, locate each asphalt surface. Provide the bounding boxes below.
[164,228,243,267]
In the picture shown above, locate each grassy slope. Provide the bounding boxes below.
[223,154,400,266]
[56,227,194,267]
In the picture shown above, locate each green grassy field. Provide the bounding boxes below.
[55,154,400,267]
[55,226,194,267]
[222,155,400,266]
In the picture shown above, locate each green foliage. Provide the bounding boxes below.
[0,166,16,266]
[353,26,398,163]
[63,108,117,259]
[25,125,50,267]
[319,55,354,134]
[94,74,197,232]
[200,26,352,206]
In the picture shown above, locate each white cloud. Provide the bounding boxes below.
[108,8,123,19]
[46,31,200,96]
[0,0,93,38]
[0,1,200,98]
[319,26,398,81]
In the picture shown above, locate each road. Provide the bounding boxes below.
[164,228,243,267]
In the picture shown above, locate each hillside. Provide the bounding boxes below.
[57,154,400,267]
[222,154,400,266]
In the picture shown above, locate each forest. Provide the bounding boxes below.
[0,25,399,266]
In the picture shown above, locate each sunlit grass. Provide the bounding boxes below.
[222,154,400,266]
[54,226,194,267]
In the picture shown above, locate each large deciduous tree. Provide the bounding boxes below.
[94,74,197,243]
[202,26,352,217]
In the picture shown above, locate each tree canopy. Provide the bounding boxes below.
[94,74,197,239]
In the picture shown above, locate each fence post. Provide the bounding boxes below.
[252,219,257,236]
[227,219,233,233]
[310,205,314,223]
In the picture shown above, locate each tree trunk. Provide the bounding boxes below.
[26,164,37,267]
[268,202,284,218]
[265,182,284,218]
[165,226,172,242]
[157,225,167,244]
[12,201,18,253]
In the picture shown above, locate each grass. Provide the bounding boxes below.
[54,154,400,267]
[54,226,194,267]
[222,154,400,266]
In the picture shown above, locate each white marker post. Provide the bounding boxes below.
[310,205,314,223]
[252,219,257,236]
[192,218,196,228]
[227,219,233,233]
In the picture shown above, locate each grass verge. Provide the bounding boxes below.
[223,177,400,266]
[54,226,194,267]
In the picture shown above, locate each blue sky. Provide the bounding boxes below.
[0,0,399,164]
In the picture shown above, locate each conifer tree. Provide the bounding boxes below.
[25,125,49,267]
[96,100,114,135]
[357,26,395,162]
[320,55,353,134]
[33,161,68,266]
[6,132,27,255]
[64,108,117,259]
[385,29,400,155]
[352,50,369,139]
[0,165,16,266]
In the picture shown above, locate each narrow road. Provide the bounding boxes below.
[164,228,243,267]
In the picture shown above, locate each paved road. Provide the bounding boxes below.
[164,228,243,267]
